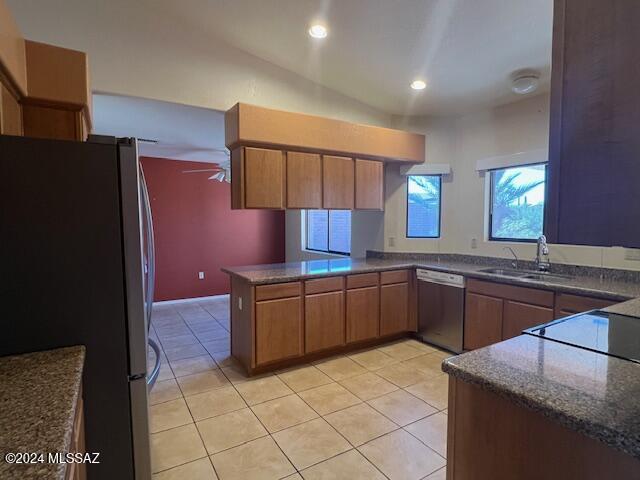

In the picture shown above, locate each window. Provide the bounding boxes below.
[306,210,351,255]
[406,175,441,238]
[489,164,546,242]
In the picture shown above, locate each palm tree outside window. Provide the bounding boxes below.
[489,164,546,241]
[407,175,442,238]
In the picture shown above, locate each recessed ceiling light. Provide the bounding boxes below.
[308,24,328,39]
[510,69,540,95]
[410,80,427,90]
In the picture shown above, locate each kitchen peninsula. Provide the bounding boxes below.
[222,253,640,375]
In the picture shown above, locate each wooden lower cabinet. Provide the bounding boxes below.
[554,293,615,319]
[380,282,409,336]
[305,291,344,353]
[447,377,640,479]
[255,296,302,365]
[464,292,503,350]
[502,300,554,340]
[346,286,379,343]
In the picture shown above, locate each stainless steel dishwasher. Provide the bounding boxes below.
[416,269,465,353]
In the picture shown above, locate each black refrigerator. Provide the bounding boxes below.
[1,134,157,479]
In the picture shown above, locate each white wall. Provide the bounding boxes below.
[7,0,391,128]
[385,94,640,270]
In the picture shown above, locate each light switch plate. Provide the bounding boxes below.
[198,271,205,279]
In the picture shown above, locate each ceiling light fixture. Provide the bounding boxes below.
[308,24,328,39]
[410,80,427,90]
[510,69,540,95]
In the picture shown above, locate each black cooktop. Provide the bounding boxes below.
[524,310,640,364]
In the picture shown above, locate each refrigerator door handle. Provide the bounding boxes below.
[147,338,161,390]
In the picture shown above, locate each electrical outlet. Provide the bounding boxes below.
[388,236,396,247]
[471,237,478,249]
[624,248,640,261]
[198,271,205,280]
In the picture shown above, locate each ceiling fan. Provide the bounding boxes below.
[138,138,231,182]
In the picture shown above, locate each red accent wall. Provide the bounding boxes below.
[141,157,285,301]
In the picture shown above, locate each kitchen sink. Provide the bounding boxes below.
[479,268,573,282]
[478,268,531,277]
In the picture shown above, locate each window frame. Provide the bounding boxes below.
[488,163,547,243]
[405,174,442,239]
[305,209,351,256]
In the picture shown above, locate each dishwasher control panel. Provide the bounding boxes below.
[416,269,465,288]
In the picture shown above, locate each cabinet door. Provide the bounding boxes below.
[355,159,383,210]
[546,0,640,247]
[244,147,285,209]
[380,283,408,336]
[346,286,379,343]
[286,151,321,208]
[305,291,344,353]
[323,155,354,209]
[255,297,302,365]
[464,292,503,350]
[502,300,554,340]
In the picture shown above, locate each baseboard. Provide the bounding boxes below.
[153,293,229,306]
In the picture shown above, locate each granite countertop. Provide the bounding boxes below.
[604,297,640,317]
[0,346,86,480]
[442,335,640,460]
[222,254,640,301]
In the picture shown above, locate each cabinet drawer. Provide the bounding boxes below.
[255,282,301,301]
[380,269,409,285]
[256,297,302,365]
[346,272,379,289]
[554,293,615,317]
[305,276,344,295]
[466,279,554,308]
[502,300,554,340]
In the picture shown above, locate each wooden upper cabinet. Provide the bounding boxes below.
[286,151,321,208]
[323,155,354,209]
[545,0,640,248]
[22,41,92,141]
[0,84,22,135]
[243,147,285,209]
[0,0,28,97]
[355,159,384,210]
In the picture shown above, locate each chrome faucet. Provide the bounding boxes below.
[535,235,550,272]
[503,246,519,269]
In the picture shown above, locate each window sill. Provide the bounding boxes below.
[303,249,350,258]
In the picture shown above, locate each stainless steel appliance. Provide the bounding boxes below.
[524,310,640,363]
[2,134,154,479]
[416,269,465,353]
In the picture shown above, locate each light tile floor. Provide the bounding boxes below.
[148,295,449,480]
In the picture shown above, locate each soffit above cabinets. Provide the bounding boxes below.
[225,103,425,164]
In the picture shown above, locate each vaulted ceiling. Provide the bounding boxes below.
[8,0,553,116]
